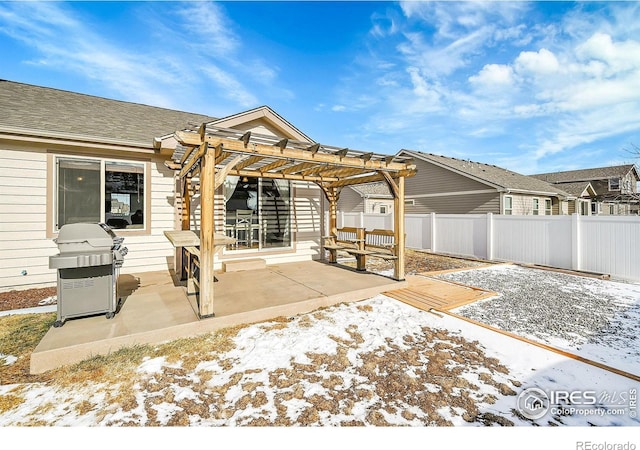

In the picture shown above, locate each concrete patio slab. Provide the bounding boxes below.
[30,260,406,374]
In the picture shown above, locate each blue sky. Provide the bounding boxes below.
[1,1,639,175]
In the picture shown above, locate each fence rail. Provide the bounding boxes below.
[336,211,640,282]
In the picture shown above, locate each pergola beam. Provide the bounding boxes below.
[174,132,412,172]
[229,168,339,183]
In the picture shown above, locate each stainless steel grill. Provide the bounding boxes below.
[49,223,128,327]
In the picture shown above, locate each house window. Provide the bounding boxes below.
[545,199,552,215]
[56,157,145,231]
[504,196,513,215]
[405,199,415,207]
[379,205,388,214]
[609,177,621,191]
[532,198,540,215]
[610,204,615,215]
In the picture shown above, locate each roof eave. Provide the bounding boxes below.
[0,125,155,153]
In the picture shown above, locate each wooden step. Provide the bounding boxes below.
[222,258,267,272]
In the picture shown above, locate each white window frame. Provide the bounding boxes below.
[532,198,540,215]
[404,199,415,206]
[379,205,388,214]
[504,195,513,215]
[545,199,552,215]
[54,155,147,232]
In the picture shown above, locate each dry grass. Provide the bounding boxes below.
[0,312,57,385]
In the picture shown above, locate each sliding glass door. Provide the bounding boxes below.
[224,176,291,251]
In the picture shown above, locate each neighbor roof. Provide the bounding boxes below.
[401,150,572,198]
[350,182,392,198]
[0,79,217,147]
[550,181,596,198]
[532,165,640,183]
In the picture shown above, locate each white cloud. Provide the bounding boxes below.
[469,64,514,89]
[514,48,560,76]
[576,32,640,74]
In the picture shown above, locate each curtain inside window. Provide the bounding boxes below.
[224,176,240,203]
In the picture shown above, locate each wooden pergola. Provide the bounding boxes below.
[164,124,416,318]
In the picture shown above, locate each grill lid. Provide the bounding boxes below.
[54,223,117,253]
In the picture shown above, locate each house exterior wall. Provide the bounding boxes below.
[336,187,365,213]
[403,159,501,214]
[502,193,555,215]
[364,198,394,214]
[0,143,177,291]
[1,142,325,291]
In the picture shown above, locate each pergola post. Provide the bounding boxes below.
[199,142,215,318]
[318,185,340,263]
[394,176,406,281]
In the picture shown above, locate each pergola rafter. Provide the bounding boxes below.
[165,124,416,318]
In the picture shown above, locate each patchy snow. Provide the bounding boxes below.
[1,268,639,446]
[438,265,640,375]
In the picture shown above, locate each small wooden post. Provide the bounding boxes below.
[394,176,406,281]
[181,176,191,231]
[199,142,215,318]
[356,227,366,271]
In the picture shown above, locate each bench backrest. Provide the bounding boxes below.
[336,227,359,243]
[365,229,396,254]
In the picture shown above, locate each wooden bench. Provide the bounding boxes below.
[322,227,362,263]
[345,229,398,271]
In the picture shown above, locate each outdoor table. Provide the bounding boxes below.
[164,230,236,280]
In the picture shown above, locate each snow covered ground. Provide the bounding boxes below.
[2,266,639,448]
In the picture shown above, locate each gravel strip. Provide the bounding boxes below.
[436,264,640,373]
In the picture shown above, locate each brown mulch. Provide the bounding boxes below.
[345,248,490,275]
[0,287,57,312]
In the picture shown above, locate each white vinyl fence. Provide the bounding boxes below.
[337,212,640,282]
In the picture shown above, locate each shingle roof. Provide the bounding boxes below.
[0,80,217,146]
[401,150,571,197]
[531,165,639,183]
[550,181,593,197]
[350,182,392,198]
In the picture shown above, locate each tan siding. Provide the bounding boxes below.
[405,159,493,196]
[407,192,500,214]
[0,148,54,290]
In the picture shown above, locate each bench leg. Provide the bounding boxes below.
[355,254,367,271]
[327,248,337,263]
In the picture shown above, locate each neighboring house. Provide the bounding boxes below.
[532,165,640,215]
[0,80,323,290]
[338,182,394,214]
[396,150,573,215]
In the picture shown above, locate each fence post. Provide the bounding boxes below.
[572,213,581,270]
[430,212,437,252]
[486,212,494,260]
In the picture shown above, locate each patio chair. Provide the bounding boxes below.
[234,209,254,248]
